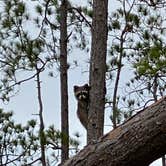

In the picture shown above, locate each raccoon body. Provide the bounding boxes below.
[74,84,90,129]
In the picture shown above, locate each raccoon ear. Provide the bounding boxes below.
[84,84,91,90]
[74,85,79,91]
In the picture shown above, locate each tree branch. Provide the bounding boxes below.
[63,97,166,166]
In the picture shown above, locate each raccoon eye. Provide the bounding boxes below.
[74,86,79,91]
[76,94,80,98]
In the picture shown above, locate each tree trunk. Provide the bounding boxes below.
[36,66,46,166]
[88,0,108,143]
[63,97,166,166]
[60,0,69,163]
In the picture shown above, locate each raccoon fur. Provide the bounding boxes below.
[74,84,90,129]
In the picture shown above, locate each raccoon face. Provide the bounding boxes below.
[74,84,90,101]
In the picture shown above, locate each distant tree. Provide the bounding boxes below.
[59,0,69,163]
[107,0,139,128]
[36,64,47,166]
[0,108,79,165]
[0,0,82,165]
[0,109,39,165]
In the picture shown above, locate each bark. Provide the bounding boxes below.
[60,0,69,163]
[151,75,166,166]
[88,0,108,143]
[63,97,166,166]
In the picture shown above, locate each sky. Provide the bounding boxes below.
[0,0,163,165]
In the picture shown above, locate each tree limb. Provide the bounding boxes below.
[63,97,166,166]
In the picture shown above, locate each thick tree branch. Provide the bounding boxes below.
[63,97,166,166]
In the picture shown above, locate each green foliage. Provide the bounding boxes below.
[35,5,43,15]
[0,0,57,101]
[14,2,25,16]
[0,0,166,163]
[0,109,80,165]
[0,109,38,165]
[134,41,166,76]
[82,7,93,18]
[107,0,166,127]
[0,0,92,101]
[112,20,121,30]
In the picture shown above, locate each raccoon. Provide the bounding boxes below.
[74,84,90,129]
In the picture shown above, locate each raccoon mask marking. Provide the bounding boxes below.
[73,84,90,129]
[74,84,90,101]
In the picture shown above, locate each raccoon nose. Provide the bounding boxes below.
[78,94,86,100]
